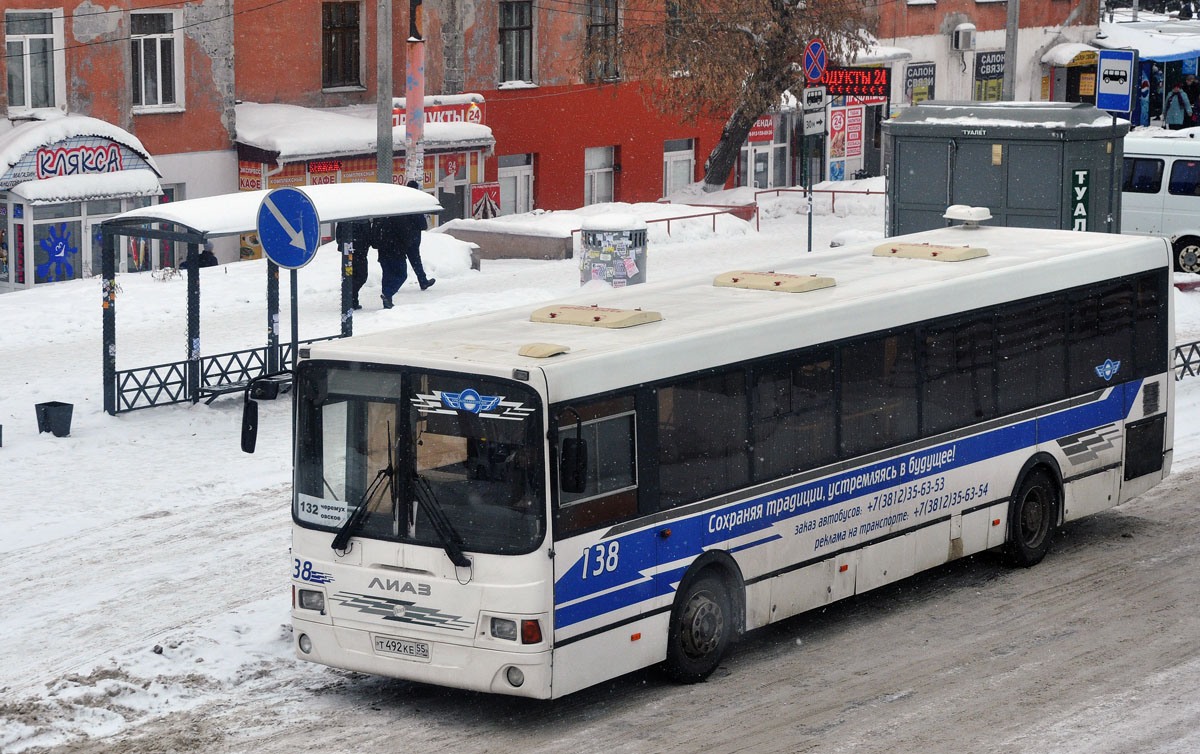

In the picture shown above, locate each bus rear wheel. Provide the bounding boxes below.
[1173,238,1200,273]
[664,574,732,683]
[1005,469,1058,567]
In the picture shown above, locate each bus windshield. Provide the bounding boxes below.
[293,362,545,556]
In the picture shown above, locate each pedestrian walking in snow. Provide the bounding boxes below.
[403,180,435,292]
[370,215,408,309]
[335,219,372,310]
[1165,82,1192,130]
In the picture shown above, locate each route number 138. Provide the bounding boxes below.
[581,541,619,579]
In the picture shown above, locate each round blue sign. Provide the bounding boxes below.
[804,39,827,83]
[256,188,320,269]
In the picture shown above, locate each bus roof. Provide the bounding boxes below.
[307,224,1170,403]
[1125,129,1200,156]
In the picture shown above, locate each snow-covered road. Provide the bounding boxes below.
[4,185,1200,753]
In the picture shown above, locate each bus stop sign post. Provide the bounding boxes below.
[1096,49,1137,233]
[256,188,321,373]
[803,40,827,254]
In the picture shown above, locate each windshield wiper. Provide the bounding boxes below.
[412,474,472,568]
[331,422,395,552]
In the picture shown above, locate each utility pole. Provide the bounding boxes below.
[404,0,426,185]
[1002,0,1020,100]
[376,0,394,185]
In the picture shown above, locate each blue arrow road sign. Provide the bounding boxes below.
[1096,49,1136,114]
[256,187,320,269]
[804,39,827,83]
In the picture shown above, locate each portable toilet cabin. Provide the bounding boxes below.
[882,101,1128,236]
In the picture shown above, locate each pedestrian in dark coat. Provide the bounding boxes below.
[335,219,372,309]
[403,180,435,292]
[371,215,408,309]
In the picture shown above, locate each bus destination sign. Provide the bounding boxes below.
[818,67,890,97]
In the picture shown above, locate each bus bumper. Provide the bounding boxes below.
[292,616,553,698]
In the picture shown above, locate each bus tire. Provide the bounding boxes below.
[663,574,732,683]
[1004,468,1059,568]
[1173,237,1200,273]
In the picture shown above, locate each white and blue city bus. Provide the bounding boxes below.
[273,217,1173,698]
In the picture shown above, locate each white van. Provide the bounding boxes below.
[1123,129,1200,272]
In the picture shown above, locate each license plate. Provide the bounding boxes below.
[372,634,431,662]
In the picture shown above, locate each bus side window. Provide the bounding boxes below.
[555,395,638,537]
[1133,270,1169,377]
[921,315,996,436]
[996,295,1067,414]
[751,349,835,481]
[839,332,918,458]
[657,369,750,508]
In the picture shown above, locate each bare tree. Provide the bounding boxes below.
[583,0,875,192]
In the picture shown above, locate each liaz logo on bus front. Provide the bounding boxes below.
[441,389,502,414]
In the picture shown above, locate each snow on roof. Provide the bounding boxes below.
[1098,19,1200,61]
[853,43,913,65]
[888,101,1120,129]
[235,102,494,162]
[390,93,484,108]
[1040,42,1099,66]
[0,112,159,175]
[10,169,162,204]
[106,182,443,239]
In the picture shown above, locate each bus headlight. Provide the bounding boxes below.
[298,589,326,613]
[506,666,525,687]
[298,633,313,654]
[490,617,518,641]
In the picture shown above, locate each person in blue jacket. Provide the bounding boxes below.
[1165,82,1192,130]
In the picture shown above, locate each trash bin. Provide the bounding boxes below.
[579,214,648,288]
[35,401,74,437]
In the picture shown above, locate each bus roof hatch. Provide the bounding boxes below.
[714,270,836,293]
[530,305,663,328]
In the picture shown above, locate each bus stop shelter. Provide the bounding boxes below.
[99,183,441,415]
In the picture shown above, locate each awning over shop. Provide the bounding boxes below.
[1041,42,1100,67]
[1097,20,1200,62]
[0,113,162,195]
[235,96,495,164]
[10,169,162,205]
[106,182,443,239]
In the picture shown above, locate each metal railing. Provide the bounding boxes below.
[1176,339,1200,380]
[753,186,884,227]
[113,334,342,413]
[570,205,757,240]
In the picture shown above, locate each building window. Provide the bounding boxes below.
[586,0,619,82]
[663,138,694,196]
[585,146,614,205]
[5,11,62,111]
[500,2,533,83]
[322,2,361,89]
[498,154,534,215]
[131,12,183,110]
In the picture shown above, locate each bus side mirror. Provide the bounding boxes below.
[241,396,259,454]
[250,379,281,401]
[560,437,588,494]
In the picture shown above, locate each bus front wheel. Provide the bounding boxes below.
[1004,469,1059,568]
[664,574,732,683]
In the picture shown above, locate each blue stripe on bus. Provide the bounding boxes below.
[553,381,1140,632]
